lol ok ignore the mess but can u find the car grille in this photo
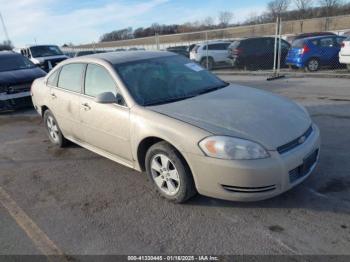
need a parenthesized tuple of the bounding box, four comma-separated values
(277, 126, 313, 154)
(7, 83, 32, 94)
(289, 149, 319, 184)
(221, 184, 276, 193)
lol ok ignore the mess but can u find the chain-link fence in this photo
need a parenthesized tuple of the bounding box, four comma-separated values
(65, 14, 350, 76)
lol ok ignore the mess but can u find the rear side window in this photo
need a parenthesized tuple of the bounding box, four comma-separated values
(207, 43, 230, 50)
(47, 69, 60, 86)
(58, 63, 85, 93)
(84, 64, 117, 97)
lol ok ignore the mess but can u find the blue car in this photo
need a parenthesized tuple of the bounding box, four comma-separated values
(286, 35, 346, 71)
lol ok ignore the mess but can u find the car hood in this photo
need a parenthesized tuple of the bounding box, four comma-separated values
(0, 67, 46, 86)
(149, 85, 311, 150)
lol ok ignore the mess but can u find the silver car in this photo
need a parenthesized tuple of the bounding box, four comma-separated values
(31, 51, 320, 203)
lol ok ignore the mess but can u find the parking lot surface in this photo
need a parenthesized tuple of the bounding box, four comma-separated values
(0, 75, 350, 256)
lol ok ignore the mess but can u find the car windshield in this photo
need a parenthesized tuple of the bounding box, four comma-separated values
(0, 55, 36, 72)
(30, 46, 63, 57)
(114, 55, 228, 106)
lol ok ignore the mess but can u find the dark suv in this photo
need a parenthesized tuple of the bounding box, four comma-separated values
(0, 51, 46, 110)
(228, 37, 290, 70)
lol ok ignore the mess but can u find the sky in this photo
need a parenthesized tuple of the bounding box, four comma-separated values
(0, 0, 272, 47)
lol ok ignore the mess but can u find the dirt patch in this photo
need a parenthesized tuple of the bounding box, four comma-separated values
(46, 145, 71, 157)
(317, 178, 350, 194)
(27, 129, 38, 134)
(268, 225, 284, 233)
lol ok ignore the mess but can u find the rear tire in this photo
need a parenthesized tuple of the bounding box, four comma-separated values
(43, 109, 67, 148)
(306, 58, 320, 72)
(145, 141, 196, 203)
(200, 57, 214, 70)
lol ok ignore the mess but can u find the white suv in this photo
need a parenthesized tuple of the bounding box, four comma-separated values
(339, 36, 350, 71)
(190, 41, 231, 69)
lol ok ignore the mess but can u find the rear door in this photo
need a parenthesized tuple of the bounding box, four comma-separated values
(208, 43, 230, 63)
(48, 63, 85, 140)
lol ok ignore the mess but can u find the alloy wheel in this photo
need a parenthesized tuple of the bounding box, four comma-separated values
(150, 154, 180, 196)
(46, 115, 60, 143)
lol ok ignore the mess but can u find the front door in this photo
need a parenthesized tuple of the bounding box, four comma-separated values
(79, 63, 133, 164)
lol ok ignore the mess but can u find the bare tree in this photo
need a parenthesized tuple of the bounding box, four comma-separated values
(218, 11, 234, 27)
(318, 0, 343, 16)
(0, 40, 13, 51)
(202, 16, 215, 27)
(267, 0, 291, 19)
(294, 0, 313, 18)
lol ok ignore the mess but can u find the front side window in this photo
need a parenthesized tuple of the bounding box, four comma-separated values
(320, 38, 334, 48)
(58, 64, 85, 93)
(115, 55, 228, 106)
(85, 64, 117, 97)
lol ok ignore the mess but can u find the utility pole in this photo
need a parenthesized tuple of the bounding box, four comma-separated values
(0, 12, 10, 43)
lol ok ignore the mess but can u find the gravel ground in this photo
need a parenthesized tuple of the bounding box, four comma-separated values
(0, 75, 349, 257)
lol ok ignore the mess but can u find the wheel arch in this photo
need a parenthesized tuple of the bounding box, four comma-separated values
(136, 136, 192, 175)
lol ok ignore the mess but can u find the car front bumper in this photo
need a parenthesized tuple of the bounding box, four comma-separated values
(186, 124, 321, 202)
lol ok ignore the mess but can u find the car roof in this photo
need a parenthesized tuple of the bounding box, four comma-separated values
(198, 41, 231, 46)
(303, 35, 346, 41)
(0, 51, 21, 57)
(67, 51, 177, 65)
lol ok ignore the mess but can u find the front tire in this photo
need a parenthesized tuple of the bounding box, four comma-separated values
(145, 141, 196, 203)
(43, 109, 67, 147)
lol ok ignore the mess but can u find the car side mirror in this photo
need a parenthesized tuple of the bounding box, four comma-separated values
(95, 92, 116, 104)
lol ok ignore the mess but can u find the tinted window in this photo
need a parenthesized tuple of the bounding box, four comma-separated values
(30, 45, 63, 58)
(47, 69, 60, 86)
(58, 64, 85, 92)
(320, 38, 334, 47)
(208, 43, 230, 50)
(115, 55, 227, 106)
(85, 64, 117, 97)
(292, 39, 305, 48)
(0, 54, 35, 72)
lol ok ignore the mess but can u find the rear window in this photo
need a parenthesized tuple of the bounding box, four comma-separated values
(292, 39, 305, 48)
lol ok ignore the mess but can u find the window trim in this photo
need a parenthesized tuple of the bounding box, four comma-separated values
(46, 67, 62, 87)
(83, 62, 128, 108)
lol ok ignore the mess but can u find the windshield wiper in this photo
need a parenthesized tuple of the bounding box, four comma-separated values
(195, 82, 229, 96)
(145, 95, 196, 106)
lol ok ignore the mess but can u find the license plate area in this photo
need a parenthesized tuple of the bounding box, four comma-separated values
(289, 149, 319, 183)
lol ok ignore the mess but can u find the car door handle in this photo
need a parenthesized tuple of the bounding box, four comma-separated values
(50, 93, 57, 99)
(81, 103, 91, 111)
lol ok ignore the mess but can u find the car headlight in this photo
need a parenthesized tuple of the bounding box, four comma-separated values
(199, 136, 269, 160)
